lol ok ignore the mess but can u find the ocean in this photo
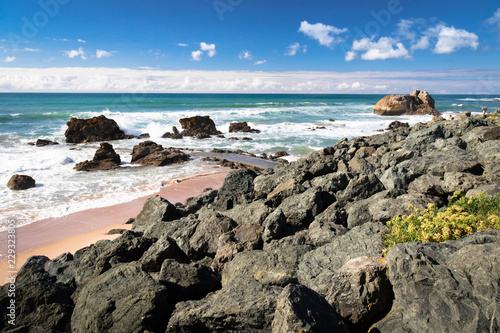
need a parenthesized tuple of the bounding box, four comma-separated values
(1, 93, 499, 229)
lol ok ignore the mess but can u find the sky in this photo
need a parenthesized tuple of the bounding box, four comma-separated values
(0, 0, 499, 94)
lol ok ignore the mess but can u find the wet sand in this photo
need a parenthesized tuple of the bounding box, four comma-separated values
(0, 170, 228, 284)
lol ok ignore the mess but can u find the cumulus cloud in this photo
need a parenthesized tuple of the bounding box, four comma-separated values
(298, 21, 347, 48)
(63, 47, 86, 59)
(486, 8, 500, 27)
(191, 50, 203, 61)
(426, 25, 478, 54)
(200, 42, 216, 57)
(2, 56, 16, 63)
(411, 36, 430, 51)
(253, 60, 266, 65)
(96, 50, 112, 58)
(0, 67, 498, 94)
(239, 50, 253, 60)
(191, 42, 216, 61)
(285, 42, 307, 56)
(348, 37, 411, 61)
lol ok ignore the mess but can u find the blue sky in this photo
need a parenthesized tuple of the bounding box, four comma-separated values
(0, 0, 499, 93)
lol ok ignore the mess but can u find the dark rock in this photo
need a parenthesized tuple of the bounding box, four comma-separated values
(308, 203, 348, 246)
(138, 133, 150, 139)
(272, 284, 350, 333)
(298, 222, 386, 296)
(139, 236, 189, 272)
(35, 139, 59, 147)
(379, 166, 417, 191)
(376, 231, 500, 333)
(166, 276, 281, 332)
(107, 228, 126, 235)
(159, 259, 221, 301)
(374, 91, 440, 116)
(184, 188, 218, 215)
(218, 169, 257, 194)
(179, 115, 221, 138)
(74, 142, 121, 171)
(211, 223, 264, 272)
(71, 262, 169, 333)
(189, 211, 237, 259)
(273, 151, 289, 157)
(7, 174, 36, 190)
(131, 141, 190, 166)
(337, 173, 385, 202)
(65, 115, 133, 143)
(262, 208, 286, 243)
(278, 187, 324, 227)
(242, 137, 253, 141)
(222, 199, 271, 225)
(222, 245, 312, 287)
(162, 126, 183, 139)
(0, 256, 74, 332)
(229, 121, 261, 133)
(386, 121, 409, 131)
(133, 195, 183, 232)
(326, 256, 393, 332)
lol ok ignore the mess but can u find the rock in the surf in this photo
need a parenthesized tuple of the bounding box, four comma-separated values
(374, 90, 440, 116)
(74, 142, 122, 171)
(229, 121, 261, 133)
(36, 139, 59, 147)
(65, 115, 135, 143)
(179, 116, 221, 139)
(7, 174, 36, 190)
(131, 141, 190, 166)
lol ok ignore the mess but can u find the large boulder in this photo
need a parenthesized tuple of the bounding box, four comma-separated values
(374, 90, 440, 116)
(75, 142, 122, 171)
(229, 121, 261, 133)
(133, 195, 183, 232)
(131, 141, 190, 166)
(65, 115, 133, 143)
(7, 174, 35, 190)
(179, 115, 221, 138)
(71, 262, 169, 333)
(372, 231, 500, 333)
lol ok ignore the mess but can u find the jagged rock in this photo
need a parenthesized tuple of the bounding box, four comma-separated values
(272, 284, 350, 333)
(211, 223, 264, 272)
(222, 245, 312, 287)
(71, 262, 169, 333)
(277, 187, 325, 227)
(298, 223, 386, 296)
(262, 208, 286, 243)
(229, 121, 261, 133)
(166, 276, 281, 332)
(0, 256, 74, 332)
(222, 199, 271, 225)
(139, 236, 189, 272)
(374, 91, 440, 116)
(379, 166, 417, 191)
(179, 115, 221, 138)
(189, 211, 238, 259)
(337, 173, 385, 202)
(159, 259, 221, 301)
(386, 121, 409, 131)
(373, 231, 500, 333)
(7, 174, 35, 190)
(35, 138, 59, 146)
(131, 141, 190, 166)
(162, 126, 183, 139)
(184, 188, 218, 215)
(133, 195, 183, 232)
(75, 142, 121, 171)
(326, 256, 393, 331)
(218, 169, 257, 194)
(308, 204, 348, 246)
(65, 115, 134, 143)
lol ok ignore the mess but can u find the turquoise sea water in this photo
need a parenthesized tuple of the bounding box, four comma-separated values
(0, 93, 498, 228)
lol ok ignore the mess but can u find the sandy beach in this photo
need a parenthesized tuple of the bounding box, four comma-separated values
(0, 169, 228, 284)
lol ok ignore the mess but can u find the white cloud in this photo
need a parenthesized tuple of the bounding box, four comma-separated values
(78, 39, 87, 43)
(345, 50, 356, 61)
(3, 56, 16, 63)
(298, 21, 347, 48)
(63, 47, 86, 59)
(191, 50, 203, 61)
(0, 67, 498, 94)
(426, 25, 478, 54)
(239, 50, 253, 60)
(285, 42, 307, 56)
(96, 50, 112, 58)
(253, 60, 266, 65)
(200, 42, 216, 57)
(349, 37, 411, 60)
(486, 8, 500, 27)
(177, 43, 188, 47)
(17, 48, 40, 52)
(411, 36, 430, 51)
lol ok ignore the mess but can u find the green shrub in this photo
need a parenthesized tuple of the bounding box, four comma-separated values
(383, 191, 500, 254)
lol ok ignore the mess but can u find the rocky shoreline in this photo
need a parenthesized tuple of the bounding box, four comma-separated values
(1, 112, 499, 332)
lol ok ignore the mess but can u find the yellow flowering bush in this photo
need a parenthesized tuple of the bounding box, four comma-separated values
(383, 191, 500, 254)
